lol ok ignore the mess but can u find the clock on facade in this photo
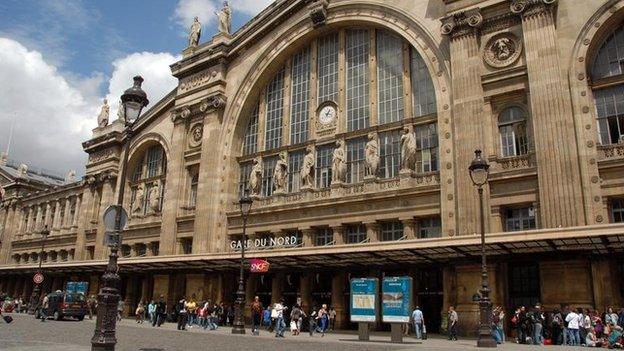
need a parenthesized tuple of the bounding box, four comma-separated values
(318, 102, 337, 125)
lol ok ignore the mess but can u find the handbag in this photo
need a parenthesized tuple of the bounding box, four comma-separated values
(422, 324, 427, 340)
(3, 315, 13, 324)
(290, 320, 298, 330)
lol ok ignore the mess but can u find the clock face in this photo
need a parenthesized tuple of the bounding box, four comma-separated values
(319, 105, 336, 125)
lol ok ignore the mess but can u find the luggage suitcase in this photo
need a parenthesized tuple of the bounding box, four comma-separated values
(3, 315, 13, 324)
(422, 325, 427, 340)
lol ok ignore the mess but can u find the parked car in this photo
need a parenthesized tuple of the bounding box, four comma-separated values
(37, 291, 87, 321)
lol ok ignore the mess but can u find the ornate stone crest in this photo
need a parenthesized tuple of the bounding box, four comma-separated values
(188, 124, 203, 148)
(483, 33, 523, 68)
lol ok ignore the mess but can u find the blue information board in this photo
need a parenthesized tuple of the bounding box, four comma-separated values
(66, 281, 88, 295)
(382, 276, 412, 323)
(350, 278, 378, 322)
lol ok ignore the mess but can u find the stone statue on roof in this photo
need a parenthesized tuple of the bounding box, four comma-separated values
(17, 164, 28, 178)
(117, 99, 126, 123)
(97, 99, 109, 128)
(189, 16, 202, 48)
(216, 1, 232, 35)
(65, 170, 76, 183)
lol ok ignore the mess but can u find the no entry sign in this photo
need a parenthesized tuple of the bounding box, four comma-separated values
(33, 273, 44, 285)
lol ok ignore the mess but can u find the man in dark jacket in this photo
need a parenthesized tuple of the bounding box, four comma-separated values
(155, 295, 166, 327)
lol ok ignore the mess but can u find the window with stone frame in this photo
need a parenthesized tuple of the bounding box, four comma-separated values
(262, 156, 278, 197)
(411, 47, 437, 117)
(418, 217, 442, 238)
(121, 245, 131, 258)
(611, 198, 624, 223)
(346, 137, 366, 183)
(504, 206, 536, 232)
(180, 238, 193, 255)
(346, 224, 367, 244)
(136, 243, 147, 257)
(317, 32, 339, 103)
(265, 68, 286, 150)
(315, 227, 334, 246)
(379, 129, 402, 179)
(129, 144, 167, 216)
(377, 30, 404, 125)
(499, 106, 529, 157)
(380, 221, 404, 241)
(415, 123, 439, 173)
(288, 151, 304, 193)
(346, 29, 370, 132)
(150, 242, 159, 256)
(188, 172, 199, 208)
(290, 47, 311, 145)
(86, 246, 94, 260)
(238, 162, 252, 197)
(59, 250, 68, 262)
(50, 251, 58, 262)
(243, 104, 259, 155)
(315, 144, 333, 189)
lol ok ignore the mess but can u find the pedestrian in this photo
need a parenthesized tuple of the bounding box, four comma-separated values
(606, 307, 619, 328)
(186, 296, 197, 328)
(329, 307, 336, 331)
(551, 307, 564, 345)
(156, 295, 166, 327)
(147, 300, 156, 326)
(198, 302, 209, 330)
(316, 304, 328, 336)
(251, 296, 263, 335)
(227, 304, 235, 326)
(448, 306, 458, 341)
(565, 307, 580, 346)
(496, 306, 505, 343)
(290, 304, 304, 335)
(116, 299, 124, 322)
(40, 294, 49, 322)
(273, 299, 287, 337)
(491, 307, 502, 344)
(308, 308, 317, 337)
(176, 297, 187, 330)
(411, 305, 424, 340)
(263, 306, 272, 330)
(135, 300, 145, 324)
(530, 304, 545, 345)
(87, 295, 96, 320)
(208, 302, 219, 330)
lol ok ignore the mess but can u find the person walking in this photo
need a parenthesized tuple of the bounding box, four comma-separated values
(87, 295, 96, 320)
(263, 306, 272, 330)
(176, 297, 188, 330)
(329, 307, 336, 331)
(551, 307, 564, 345)
(251, 296, 263, 335)
(116, 299, 124, 322)
(40, 294, 49, 322)
(308, 308, 317, 337)
(135, 300, 145, 324)
(411, 306, 425, 340)
(147, 300, 156, 326)
(531, 304, 545, 345)
(290, 304, 305, 335)
(198, 302, 209, 330)
(316, 304, 329, 336)
(565, 307, 580, 346)
(186, 297, 197, 328)
(448, 306, 458, 341)
(273, 299, 287, 337)
(156, 296, 166, 327)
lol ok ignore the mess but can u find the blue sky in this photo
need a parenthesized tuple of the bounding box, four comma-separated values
(0, 0, 273, 175)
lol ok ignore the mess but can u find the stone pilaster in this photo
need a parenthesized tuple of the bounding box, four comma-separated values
(52, 200, 61, 232)
(26, 206, 33, 233)
(74, 188, 93, 261)
(63, 198, 71, 229)
(43, 202, 52, 229)
(301, 228, 314, 247)
(95, 178, 115, 260)
(365, 221, 379, 242)
(331, 271, 346, 329)
(0, 204, 16, 264)
(331, 225, 345, 245)
(34, 205, 42, 232)
(72, 195, 81, 228)
(401, 218, 416, 240)
(512, 0, 585, 228)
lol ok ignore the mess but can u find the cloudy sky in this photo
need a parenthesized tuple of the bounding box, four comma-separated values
(0, 0, 273, 177)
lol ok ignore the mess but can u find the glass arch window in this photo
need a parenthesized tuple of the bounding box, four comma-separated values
(130, 144, 167, 216)
(592, 24, 624, 80)
(498, 107, 528, 157)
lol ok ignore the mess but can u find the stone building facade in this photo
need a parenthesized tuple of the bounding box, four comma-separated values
(1, 0, 624, 334)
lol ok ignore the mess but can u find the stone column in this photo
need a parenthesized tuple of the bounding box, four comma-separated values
(43, 202, 52, 229)
(74, 188, 93, 261)
(34, 205, 42, 232)
(26, 206, 34, 234)
(0, 204, 16, 264)
(272, 272, 285, 302)
(401, 218, 416, 240)
(331, 271, 346, 329)
(72, 195, 81, 228)
(301, 228, 314, 247)
(300, 273, 312, 312)
(331, 225, 345, 245)
(52, 200, 61, 232)
(490, 206, 503, 233)
(365, 222, 379, 242)
(63, 198, 72, 229)
(512, 0, 585, 227)
(95, 178, 115, 260)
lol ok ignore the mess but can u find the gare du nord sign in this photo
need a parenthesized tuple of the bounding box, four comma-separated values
(229, 235, 301, 251)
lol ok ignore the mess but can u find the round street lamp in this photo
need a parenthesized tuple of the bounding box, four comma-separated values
(232, 189, 253, 334)
(469, 150, 496, 348)
(91, 76, 148, 351)
(29, 225, 50, 315)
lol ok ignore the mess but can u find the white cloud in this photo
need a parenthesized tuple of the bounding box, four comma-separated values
(229, 0, 275, 16)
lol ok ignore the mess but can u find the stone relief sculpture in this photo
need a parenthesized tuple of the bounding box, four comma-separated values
(65, 170, 76, 183)
(17, 164, 28, 178)
(97, 99, 109, 128)
(300, 146, 315, 189)
(216, 1, 232, 35)
(189, 16, 202, 47)
(400, 125, 416, 172)
(117, 99, 126, 123)
(332, 139, 346, 184)
(483, 33, 522, 68)
(273, 152, 288, 194)
(132, 184, 145, 214)
(365, 132, 380, 177)
(149, 181, 161, 213)
(249, 156, 262, 196)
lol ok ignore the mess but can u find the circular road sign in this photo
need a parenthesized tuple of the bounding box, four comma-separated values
(33, 273, 44, 284)
(103, 205, 128, 231)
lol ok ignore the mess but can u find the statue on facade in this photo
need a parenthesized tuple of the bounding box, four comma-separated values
(400, 125, 416, 172)
(97, 99, 109, 128)
(132, 184, 145, 214)
(273, 152, 288, 194)
(332, 139, 346, 184)
(189, 16, 202, 48)
(300, 146, 315, 189)
(17, 164, 28, 178)
(216, 1, 232, 35)
(365, 132, 379, 177)
(0, 152, 7, 166)
(65, 170, 76, 183)
(149, 181, 161, 213)
(117, 99, 126, 123)
(249, 156, 262, 196)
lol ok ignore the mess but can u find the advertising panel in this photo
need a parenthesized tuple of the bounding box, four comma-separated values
(382, 276, 412, 323)
(350, 278, 378, 322)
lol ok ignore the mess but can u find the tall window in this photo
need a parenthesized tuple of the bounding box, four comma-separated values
(505, 207, 536, 231)
(288, 151, 304, 193)
(346, 138, 366, 183)
(181, 239, 193, 255)
(379, 130, 401, 178)
(262, 156, 278, 197)
(346, 29, 370, 132)
(130, 144, 167, 215)
(291, 47, 310, 144)
(265, 68, 286, 150)
(380, 221, 404, 241)
(418, 217, 441, 238)
(592, 25, 624, 80)
(315, 228, 334, 246)
(415, 123, 438, 173)
(346, 224, 367, 244)
(377, 30, 404, 125)
(189, 173, 199, 207)
(411, 47, 436, 117)
(243, 104, 259, 155)
(315, 145, 333, 189)
(611, 198, 624, 223)
(594, 86, 624, 145)
(239, 162, 252, 197)
(499, 107, 528, 157)
(317, 33, 339, 103)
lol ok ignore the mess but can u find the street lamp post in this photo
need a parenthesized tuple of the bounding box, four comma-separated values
(29, 225, 50, 315)
(469, 149, 496, 348)
(232, 189, 253, 334)
(91, 76, 148, 351)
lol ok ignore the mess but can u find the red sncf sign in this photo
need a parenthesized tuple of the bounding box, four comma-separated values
(250, 259, 270, 273)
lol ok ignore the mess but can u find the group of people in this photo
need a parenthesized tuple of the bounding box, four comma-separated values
(0, 295, 26, 314)
(509, 304, 624, 348)
(249, 296, 336, 337)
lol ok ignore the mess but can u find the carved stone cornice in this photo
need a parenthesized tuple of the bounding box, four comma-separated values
(441, 8, 483, 39)
(307, 0, 329, 28)
(171, 93, 228, 124)
(510, 0, 557, 18)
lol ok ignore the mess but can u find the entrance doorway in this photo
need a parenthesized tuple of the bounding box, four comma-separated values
(508, 263, 540, 311)
(311, 272, 332, 309)
(255, 274, 272, 307)
(417, 268, 443, 334)
(282, 273, 300, 308)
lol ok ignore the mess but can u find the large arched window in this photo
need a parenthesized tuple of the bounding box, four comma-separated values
(498, 106, 528, 157)
(592, 23, 624, 145)
(130, 144, 167, 216)
(240, 27, 438, 197)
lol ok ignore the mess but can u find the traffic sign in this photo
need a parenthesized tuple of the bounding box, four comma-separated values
(103, 205, 128, 231)
(33, 273, 44, 284)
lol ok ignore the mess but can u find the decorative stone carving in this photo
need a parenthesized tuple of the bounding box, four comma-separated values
(89, 148, 115, 164)
(331, 139, 346, 184)
(188, 124, 203, 148)
(490, 154, 533, 172)
(249, 157, 263, 197)
(440, 8, 483, 38)
(273, 152, 288, 194)
(117, 99, 126, 123)
(308, 0, 329, 28)
(97, 99, 109, 128)
(365, 132, 379, 178)
(17, 164, 28, 178)
(179, 70, 219, 94)
(149, 180, 161, 213)
(510, 0, 557, 16)
(188, 16, 202, 48)
(599, 144, 624, 160)
(132, 184, 145, 214)
(65, 170, 76, 183)
(300, 146, 315, 190)
(483, 33, 523, 68)
(216, 1, 232, 35)
(400, 125, 416, 173)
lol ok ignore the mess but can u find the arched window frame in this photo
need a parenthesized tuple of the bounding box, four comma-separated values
(129, 144, 167, 216)
(498, 106, 529, 157)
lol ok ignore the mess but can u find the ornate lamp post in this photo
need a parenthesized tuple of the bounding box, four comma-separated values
(29, 225, 50, 315)
(91, 76, 148, 351)
(232, 189, 253, 334)
(469, 150, 496, 348)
